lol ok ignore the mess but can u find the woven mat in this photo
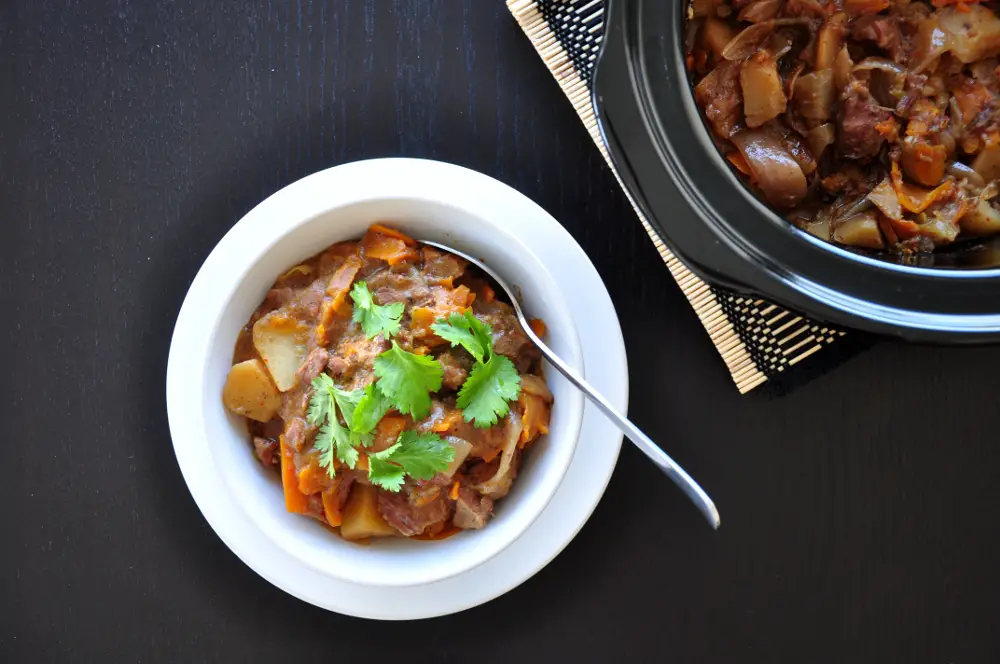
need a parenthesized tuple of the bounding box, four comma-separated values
(507, 0, 873, 394)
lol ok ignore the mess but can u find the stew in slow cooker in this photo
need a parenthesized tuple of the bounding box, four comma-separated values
(687, 0, 1000, 254)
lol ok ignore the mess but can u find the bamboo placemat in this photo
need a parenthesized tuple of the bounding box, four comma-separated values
(507, 0, 865, 393)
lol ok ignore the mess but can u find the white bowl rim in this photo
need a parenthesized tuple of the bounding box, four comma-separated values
(166, 158, 589, 588)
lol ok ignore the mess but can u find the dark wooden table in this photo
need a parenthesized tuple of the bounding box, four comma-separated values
(5, 1, 1000, 661)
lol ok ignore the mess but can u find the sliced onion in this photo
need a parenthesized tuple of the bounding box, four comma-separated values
(722, 18, 812, 61)
(852, 57, 906, 76)
(835, 196, 874, 221)
(731, 128, 808, 208)
(472, 411, 523, 499)
(442, 437, 473, 478)
(805, 123, 836, 161)
(519, 374, 553, 401)
(869, 69, 904, 108)
(761, 31, 794, 59)
(867, 177, 902, 221)
(739, 0, 783, 24)
(947, 161, 986, 189)
(833, 46, 854, 91)
(949, 97, 967, 136)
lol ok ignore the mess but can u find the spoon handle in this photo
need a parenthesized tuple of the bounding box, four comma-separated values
(418, 241, 719, 528)
(527, 331, 721, 530)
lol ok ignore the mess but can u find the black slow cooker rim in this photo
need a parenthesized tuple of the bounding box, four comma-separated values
(592, 0, 1000, 342)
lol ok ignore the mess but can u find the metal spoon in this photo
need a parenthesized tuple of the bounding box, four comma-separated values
(422, 241, 721, 529)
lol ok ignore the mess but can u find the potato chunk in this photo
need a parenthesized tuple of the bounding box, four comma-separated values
(972, 145, 1000, 182)
(960, 198, 1000, 237)
(740, 51, 786, 128)
(834, 212, 885, 249)
(252, 313, 309, 392)
(223, 359, 281, 422)
(340, 483, 396, 540)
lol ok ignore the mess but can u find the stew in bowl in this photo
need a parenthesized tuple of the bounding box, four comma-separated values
(222, 224, 554, 542)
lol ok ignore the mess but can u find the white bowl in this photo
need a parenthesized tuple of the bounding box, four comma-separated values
(167, 158, 585, 589)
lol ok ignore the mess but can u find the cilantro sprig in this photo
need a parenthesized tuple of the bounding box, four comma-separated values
(431, 311, 491, 363)
(351, 382, 393, 434)
(432, 311, 521, 428)
(307, 374, 373, 477)
(373, 342, 443, 419)
(368, 430, 455, 492)
(351, 281, 404, 339)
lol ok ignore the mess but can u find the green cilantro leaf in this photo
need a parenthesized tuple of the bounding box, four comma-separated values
(372, 342, 443, 419)
(351, 281, 404, 339)
(326, 415, 360, 471)
(307, 374, 335, 427)
(307, 375, 368, 477)
(383, 430, 456, 480)
(367, 444, 407, 493)
(332, 386, 365, 429)
(430, 311, 492, 363)
(367, 431, 455, 492)
(313, 422, 337, 476)
(457, 354, 522, 428)
(351, 382, 393, 435)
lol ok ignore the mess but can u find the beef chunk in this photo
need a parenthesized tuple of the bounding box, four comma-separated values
(852, 15, 905, 62)
(377, 490, 452, 537)
(327, 355, 348, 375)
(252, 436, 280, 467)
(453, 487, 494, 530)
(838, 83, 892, 159)
(438, 351, 472, 391)
(694, 61, 744, 138)
(297, 347, 330, 385)
(284, 417, 307, 452)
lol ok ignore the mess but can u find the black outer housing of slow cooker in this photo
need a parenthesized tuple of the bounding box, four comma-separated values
(593, 0, 1000, 342)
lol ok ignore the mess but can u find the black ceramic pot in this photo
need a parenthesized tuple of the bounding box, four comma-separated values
(593, 0, 1000, 342)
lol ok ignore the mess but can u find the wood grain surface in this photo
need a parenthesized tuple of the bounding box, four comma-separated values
(3, 1, 1000, 661)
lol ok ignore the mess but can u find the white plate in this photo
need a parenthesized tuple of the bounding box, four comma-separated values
(167, 159, 627, 619)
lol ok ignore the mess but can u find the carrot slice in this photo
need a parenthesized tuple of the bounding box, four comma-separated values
(297, 462, 330, 495)
(529, 318, 547, 338)
(891, 162, 955, 214)
(374, 415, 407, 451)
(362, 228, 418, 265)
(413, 524, 462, 541)
(431, 410, 463, 433)
(321, 485, 343, 527)
(449, 481, 460, 501)
(368, 223, 416, 245)
(280, 436, 310, 514)
(519, 393, 551, 448)
(325, 255, 363, 308)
